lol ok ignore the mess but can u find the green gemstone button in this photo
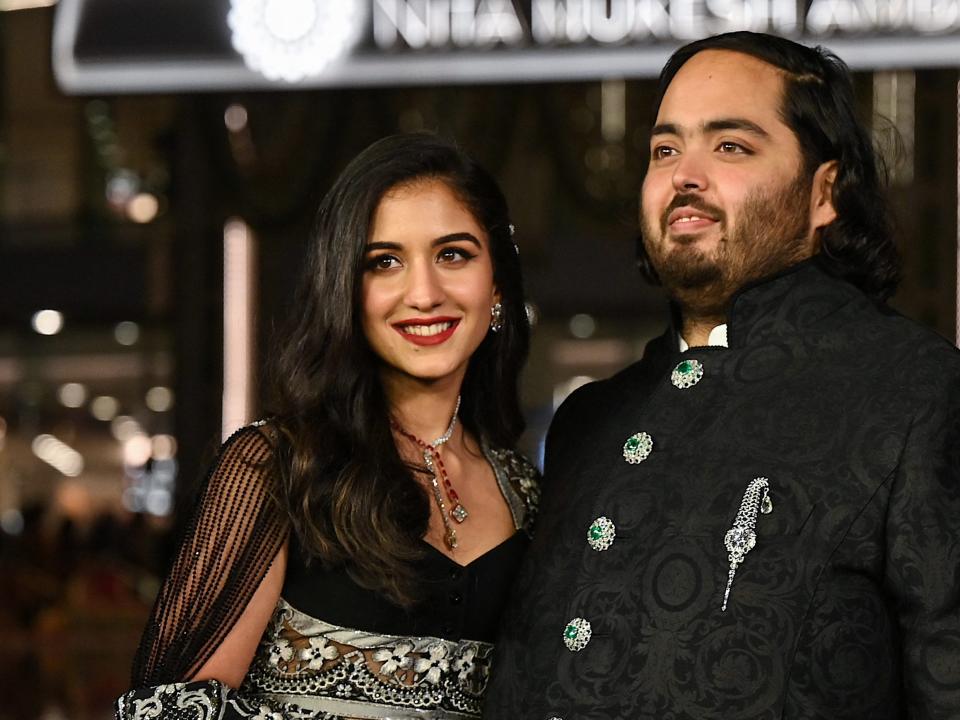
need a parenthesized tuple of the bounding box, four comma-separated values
(670, 358, 704, 389)
(623, 431, 653, 464)
(564, 624, 578, 639)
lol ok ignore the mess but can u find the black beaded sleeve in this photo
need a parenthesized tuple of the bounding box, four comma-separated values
(130, 423, 289, 686)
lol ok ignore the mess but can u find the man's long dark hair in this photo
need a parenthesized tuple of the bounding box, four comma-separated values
(638, 31, 902, 301)
(267, 133, 529, 606)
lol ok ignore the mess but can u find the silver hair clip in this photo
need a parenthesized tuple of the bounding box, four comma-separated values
(509, 224, 519, 254)
(721, 477, 772, 612)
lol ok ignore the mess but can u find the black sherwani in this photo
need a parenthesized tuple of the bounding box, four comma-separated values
(484, 261, 960, 719)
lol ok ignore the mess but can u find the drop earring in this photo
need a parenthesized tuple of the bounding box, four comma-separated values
(490, 302, 504, 333)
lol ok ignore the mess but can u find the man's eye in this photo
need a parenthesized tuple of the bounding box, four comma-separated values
(718, 141, 749, 154)
(652, 146, 677, 160)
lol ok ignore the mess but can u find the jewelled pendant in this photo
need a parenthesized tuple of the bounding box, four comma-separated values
(445, 527, 458, 549)
(587, 516, 616, 551)
(622, 432, 653, 464)
(562, 617, 592, 652)
(671, 359, 704, 389)
(451, 503, 468, 523)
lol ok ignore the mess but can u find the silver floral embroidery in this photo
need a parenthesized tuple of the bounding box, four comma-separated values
(268, 638, 294, 668)
(239, 599, 495, 717)
(372, 641, 414, 675)
(453, 644, 477, 683)
(252, 704, 285, 720)
(300, 636, 339, 669)
(413, 643, 450, 684)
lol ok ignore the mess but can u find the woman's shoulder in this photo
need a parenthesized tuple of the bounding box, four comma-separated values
(220, 419, 279, 457)
(196, 420, 285, 507)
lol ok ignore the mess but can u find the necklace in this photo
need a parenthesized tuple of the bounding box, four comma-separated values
(392, 395, 466, 550)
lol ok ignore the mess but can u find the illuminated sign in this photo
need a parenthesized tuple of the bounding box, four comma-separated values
(53, 0, 960, 93)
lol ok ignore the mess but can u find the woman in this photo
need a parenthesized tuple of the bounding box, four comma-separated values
(118, 133, 538, 720)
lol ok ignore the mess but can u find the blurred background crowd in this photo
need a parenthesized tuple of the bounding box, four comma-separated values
(0, 1, 957, 717)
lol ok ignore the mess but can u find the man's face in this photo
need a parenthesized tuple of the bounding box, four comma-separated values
(640, 49, 826, 315)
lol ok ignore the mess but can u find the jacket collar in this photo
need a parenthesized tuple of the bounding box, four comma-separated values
(667, 257, 868, 351)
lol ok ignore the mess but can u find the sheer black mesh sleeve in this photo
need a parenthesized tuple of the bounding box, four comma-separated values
(130, 424, 289, 686)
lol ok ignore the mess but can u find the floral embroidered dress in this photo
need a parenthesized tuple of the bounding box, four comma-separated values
(117, 424, 539, 720)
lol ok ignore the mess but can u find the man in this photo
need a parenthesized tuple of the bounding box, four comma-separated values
(483, 32, 960, 719)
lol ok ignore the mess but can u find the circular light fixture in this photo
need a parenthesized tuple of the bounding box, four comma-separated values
(32, 309, 64, 335)
(58, 383, 88, 408)
(127, 193, 160, 224)
(114, 321, 140, 346)
(145, 386, 174, 413)
(228, 0, 367, 83)
(224, 103, 249, 132)
(90, 395, 120, 422)
(569, 313, 597, 339)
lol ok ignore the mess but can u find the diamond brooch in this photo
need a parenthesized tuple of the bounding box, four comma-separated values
(622, 431, 653, 464)
(721, 477, 772, 612)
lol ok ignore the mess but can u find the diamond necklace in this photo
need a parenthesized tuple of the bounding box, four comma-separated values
(392, 395, 467, 550)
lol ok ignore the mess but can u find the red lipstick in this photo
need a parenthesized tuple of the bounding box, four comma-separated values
(393, 317, 460, 346)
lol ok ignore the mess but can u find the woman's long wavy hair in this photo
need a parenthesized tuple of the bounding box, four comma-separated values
(267, 133, 529, 606)
(638, 31, 902, 302)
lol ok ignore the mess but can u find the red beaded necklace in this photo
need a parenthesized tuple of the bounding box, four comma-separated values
(392, 396, 467, 550)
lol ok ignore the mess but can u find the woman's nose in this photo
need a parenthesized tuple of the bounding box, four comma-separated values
(403, 261, 445, 310)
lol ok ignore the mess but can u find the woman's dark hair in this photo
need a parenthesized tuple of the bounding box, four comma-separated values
(638, 31, 902, 301)
(267, 132, 528, 606)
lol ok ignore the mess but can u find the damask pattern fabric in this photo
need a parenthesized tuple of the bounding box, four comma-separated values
(483, 261, 960, 719)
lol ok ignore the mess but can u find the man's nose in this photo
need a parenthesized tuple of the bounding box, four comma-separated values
(404, 261, 445, 310)
(671, 150, 709, 192)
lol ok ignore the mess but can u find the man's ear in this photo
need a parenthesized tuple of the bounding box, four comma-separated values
(810, 159, 839, 233)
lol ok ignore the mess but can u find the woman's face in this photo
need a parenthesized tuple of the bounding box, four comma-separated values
(361, 178, 499, 389)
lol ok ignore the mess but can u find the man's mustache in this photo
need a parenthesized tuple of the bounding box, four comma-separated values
(660, 194, 726, 232)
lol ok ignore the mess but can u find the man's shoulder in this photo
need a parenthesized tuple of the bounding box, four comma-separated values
(861, 303, 960, 369)
(842, 300, 960, 401)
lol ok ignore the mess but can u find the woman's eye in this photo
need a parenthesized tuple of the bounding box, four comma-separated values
(367, 254, 400, 271)
(437, 247, 474, 263)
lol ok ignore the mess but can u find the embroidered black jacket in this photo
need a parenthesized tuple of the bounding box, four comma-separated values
(484, 260, 960, 720)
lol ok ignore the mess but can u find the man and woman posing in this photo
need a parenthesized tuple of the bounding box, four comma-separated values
(119, 31, 960, 720)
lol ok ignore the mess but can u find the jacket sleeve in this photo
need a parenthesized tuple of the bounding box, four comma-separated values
(130, 424, 289, 687)
(885, 370, 960, 718)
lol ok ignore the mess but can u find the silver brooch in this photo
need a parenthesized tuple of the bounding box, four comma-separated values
(622, 431, 653, 464)
(721, 477, 773, 612)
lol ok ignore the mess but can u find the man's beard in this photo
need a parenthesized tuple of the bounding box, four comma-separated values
(640, 170, 813, 316)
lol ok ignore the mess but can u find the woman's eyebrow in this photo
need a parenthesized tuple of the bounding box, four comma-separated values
(433, 233, 481, 248)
